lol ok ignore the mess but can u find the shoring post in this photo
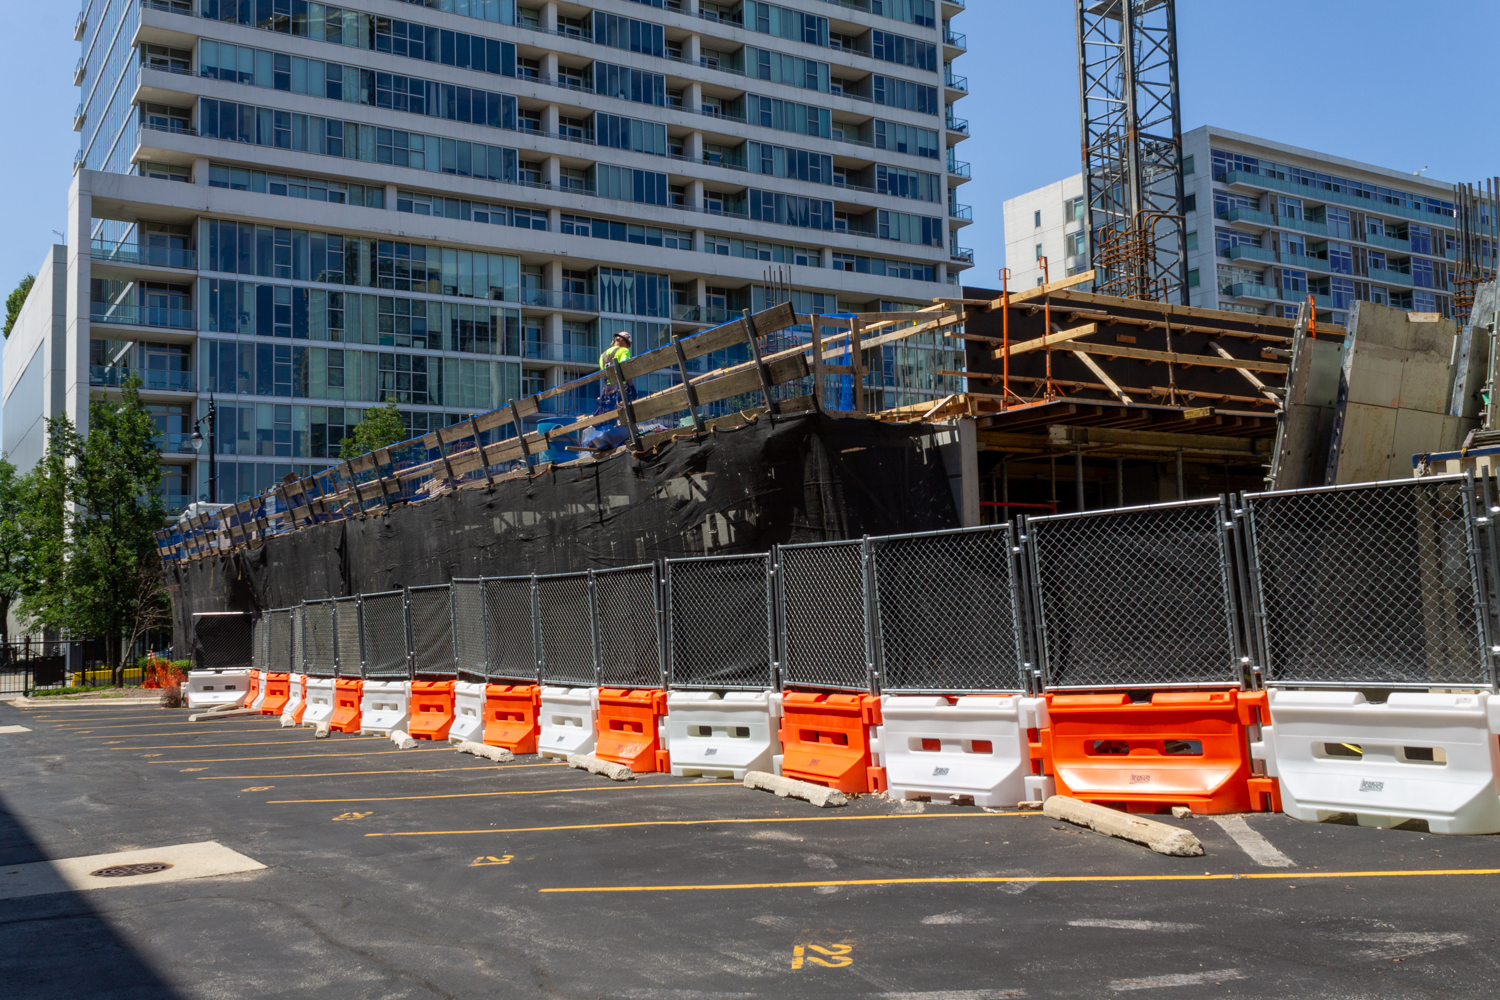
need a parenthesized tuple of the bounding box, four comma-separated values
(610, 358, 644, 450)
(670, 333, 706, 433)
(809, 311, 826, 411)
(469, 416, 494, 487)
(509, 401, 533, 469)
(742, 308, 779, 421)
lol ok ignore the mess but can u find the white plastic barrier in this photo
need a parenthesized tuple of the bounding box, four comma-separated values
(249, 670, 267, 712)
(666, 691, 782, 780)
(449, 681, 486, 744)
(1266, 689, 1500, 835)
(184, 669, 250, 710)
(876, 694, 1043, 808)
(538, 687, 598, 760)
(360, 680, 412, 736)
(301, 677, 335, 727)
(280, 674, 306, 723)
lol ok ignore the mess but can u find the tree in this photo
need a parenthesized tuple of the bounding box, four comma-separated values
(0, 459, 29, 645)
(4, 274, 34, 338)
(13, 420, 70, 638)
(339, 398, 407, 457)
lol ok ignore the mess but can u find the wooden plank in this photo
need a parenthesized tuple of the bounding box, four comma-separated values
(671, 334, 705, 432)
(986, 270, 1097, 309)
(1049, 424, 1260, 454)
(1018, 287, 1301, 330)
(1069, 350, 1135, 405)
(743, 309, 779, 418)
(1068, 341, 1289, 373)
(990, 323, 1100, 359)
(810, 311, 825, 411)
(1207, 340, 1282, 404)
(851, 316, 865, 413)
(861, 310, 966, 350)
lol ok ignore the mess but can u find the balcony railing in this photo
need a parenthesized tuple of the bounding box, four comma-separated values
(944, 30, 968, 48)
(1217, 206, 1275, 227)
(1227, 282, 1282, 301)
(947, 158, 971, 177)
(1368, 267, 1415, 287)
(946, 117, 969, 134)
(949, 204, 973, 221)
(673, 303, 734, 325)
(560, 343, 598, 364)
(950, 247, 975, 264)
(140, 120, 196, 137)
(522, 340, 559, 361)
(1278, 251, 1331, 274)
(521, 289, 599, 312)
(1277, 216, 1329, 238)
(141, 0, 192, 12)
(91, 240, 196, 270)
(1366, 233, 1413, 253)
(945, 73, 969, 92)
(91, 366, 196, 391)
(89, 303, 196, 329)
(1224, 244, 1276, 264)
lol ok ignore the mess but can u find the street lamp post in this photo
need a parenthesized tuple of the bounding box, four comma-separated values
(189, 396, 217, 504)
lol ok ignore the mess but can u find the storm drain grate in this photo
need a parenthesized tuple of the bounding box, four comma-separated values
(90, 862, 174, 878)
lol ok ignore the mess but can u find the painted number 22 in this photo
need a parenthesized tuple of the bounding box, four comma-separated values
(792, 943, 853, 969)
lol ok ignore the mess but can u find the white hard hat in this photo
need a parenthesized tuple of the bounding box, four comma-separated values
(615, 330, 632, 343)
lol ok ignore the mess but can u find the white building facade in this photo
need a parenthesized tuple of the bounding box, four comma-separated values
(1003, 126, 1465, 327)
(3, 0, 973, 509)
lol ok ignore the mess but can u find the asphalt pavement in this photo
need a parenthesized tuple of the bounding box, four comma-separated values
(3, 698, 1499, 999)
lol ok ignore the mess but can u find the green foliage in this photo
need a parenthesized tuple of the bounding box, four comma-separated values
(0, 459, 27, 643)
(339, 398, 407, 457)
(30, 685, 145, 698)
(15, 377, 169, 672)
(4, 273, 34, 338)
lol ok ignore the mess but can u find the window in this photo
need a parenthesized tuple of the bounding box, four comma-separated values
(1368, 251, 1387, 272)
(1414, 290, 1437, 313)
(1183, 193, 1196, 212)
(1069, 196, 1086, 222)
(1067, 231, 1087, 256)
(1409, 224, 1434, 255)
(1213, 192, 1260, 217)
(1328, 243, 1353, 274)
(1278, 196, 1303, 222)
(1035, 243, 1043, 260)
(1215, 228, 1261, 255)
(1331, 277, 1355, 309)
(872, 120, 939, 159)
(1182, 155, 1194, 175)
(1282, 269, 1308, 295)
(1412, 258, 1434, 288)
(1187, 268, 1200, 288)
(1034, 210, 1042, 228)
(1366, 217, 1386, 240)
(1326, 208, 1352, 239)
(1278, 233, 1306, 258)
(326, 349, 345, 388)
(1185, 230, 1198, 252)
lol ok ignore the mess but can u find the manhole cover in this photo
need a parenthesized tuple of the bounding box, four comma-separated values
(89, 862, 174, 878)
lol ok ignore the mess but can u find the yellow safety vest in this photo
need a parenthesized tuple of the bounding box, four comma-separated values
(599, 344, 632, 370)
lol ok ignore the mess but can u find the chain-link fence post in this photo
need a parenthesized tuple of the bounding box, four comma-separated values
(862, 536, 879, 695)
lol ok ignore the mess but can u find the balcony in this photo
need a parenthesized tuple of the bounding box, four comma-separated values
(1365, 233, 1413, 253)
(89, 303, 196, 330)
(1277, 216, 1329, 238)
(521, 288, 599, 312)
(1219, 168, 1450, 227)
(91, 366, 196, 392)
(74, 58, 85, 86)
(140, 120, 195, 138)
(950, 247, 975, 264)
(74, 8, 86, 40)
(944, 73, 969, 92)
(1368, 268, 1415, 287)
(1228, 282, 1282, 301)
(1217, 206, 1275, 227)
(673, 303, 734, 325)
(1224, 244, 1276, 264)
(949, 204, 973, 221)
(946, 117, 969, 135)
(73, 104, 85, 132)
(522, 341, 559, 361)
(141, 0, 193, 12)
(944, 30, 968, 49)
(947, 158, 971, 178)
(91, 240, 196, 270)
(1278, 252, 1331, 274)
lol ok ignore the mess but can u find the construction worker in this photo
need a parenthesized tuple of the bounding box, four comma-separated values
(595, 331, 634, 414)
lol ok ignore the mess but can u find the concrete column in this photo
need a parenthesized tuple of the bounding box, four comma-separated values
(821, 247, 835, 268)
(544, 155, 562, 190)
(542, 2, 558, 32)
(547, 207, 562, 231)
(687, 35, 702, 66)
(958, 417, 980, 527)
(689, 180, 705, 212)
(542, 52, 559, 82)
(192, 157, 210, 186)
(544, 259, 564, 292)
(686, 132, 705, 162)
(546, 312, 564, 362)
(63, 175, 93, 436)
(543, 103, 561, 135)
(384, 183, 398, 209)
(686, 82, 703, 114)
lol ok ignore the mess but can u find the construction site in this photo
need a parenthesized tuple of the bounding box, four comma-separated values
(10, 2, 1500, 998)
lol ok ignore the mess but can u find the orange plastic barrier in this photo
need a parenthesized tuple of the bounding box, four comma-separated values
(246, 669, 261, 707)
(595, 688, 671, 773)
(260, 673, 290, 716)
(484, 684, 541, 754)
(292, 675, 308, 724)
(1039, 689, 1280, 815)
(330, 678, 364, 733)
(779, 691, 886, 794)
(409, 680, 456, 741)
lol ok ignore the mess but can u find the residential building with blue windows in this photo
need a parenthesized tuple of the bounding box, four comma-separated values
(1003, 126, 1465, 329)
(3, 0, 972, 511)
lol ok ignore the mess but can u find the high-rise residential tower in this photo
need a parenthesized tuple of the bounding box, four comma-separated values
(5, 0, 972, 508)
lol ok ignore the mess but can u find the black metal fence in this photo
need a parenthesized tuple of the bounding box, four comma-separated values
(200, 474, 1500, 696)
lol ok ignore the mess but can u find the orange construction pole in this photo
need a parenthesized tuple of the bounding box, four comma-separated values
(1306, 294, 1317, 339)
(1000, 267, 1011, 410)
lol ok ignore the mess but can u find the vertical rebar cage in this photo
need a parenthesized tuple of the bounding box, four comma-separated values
(1028, 498, 1244, 690)
(303, 599, 338, 677)
(191, 612, 254, 670)
(482, 576, 541, 683)
(332, 596, 361, 677)
(1243, 475, 1497, 689)
(872, 525, 1028, 693)
(408, 583, 457, 677)
(665, 553, 776, 690)
(451, 578, 487, 683)
(535, 572, 598, 687)
(593, 565, 664, 688)
(267, 608, 294, 673)
(359, 589, 410, 679)
(776, 539, 872, 692)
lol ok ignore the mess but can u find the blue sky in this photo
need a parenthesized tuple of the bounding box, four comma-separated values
(1, 1, 1497, 309)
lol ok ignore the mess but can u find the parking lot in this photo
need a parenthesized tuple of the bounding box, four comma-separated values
(3, 699, 1500, 999)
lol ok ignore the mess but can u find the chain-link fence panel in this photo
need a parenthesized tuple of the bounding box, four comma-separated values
(267, 608, 294, 673)
(536, 573, 597, 687)
(665, 554, 775, 690)
(291, 605, 305, 672)
(333, 596, 361, 676)
(192, 613, 254, 670)
(594, 565, 662, 688)
(483, 576, 539, 683)
(304, 600, 337, 677)
(409, 584, 456, 677)
(777, 540, 870, 691)
(251, 617, 265, 672)
(360, 590, 410, 679)
(872, 525, 1025, 693)
(452, 579, 486, 682)
(1244, 476, 1494, 688)
(1029, 499, 1242, 689)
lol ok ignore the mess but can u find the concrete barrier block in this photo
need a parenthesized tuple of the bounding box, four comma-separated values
(454, 740, 516, 763)
(390, 729, 417, 749)
(314, 723, 331, 739)
(743, 770, 848, 808)
(1043, 795, 1204, 857)
(567, 753, 636, 781)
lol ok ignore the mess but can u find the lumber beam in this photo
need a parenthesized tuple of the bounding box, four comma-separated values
(1048, 424, 1264, 454)
(990, 323, 1100, 359)
(1065, 341, 1289, 374)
